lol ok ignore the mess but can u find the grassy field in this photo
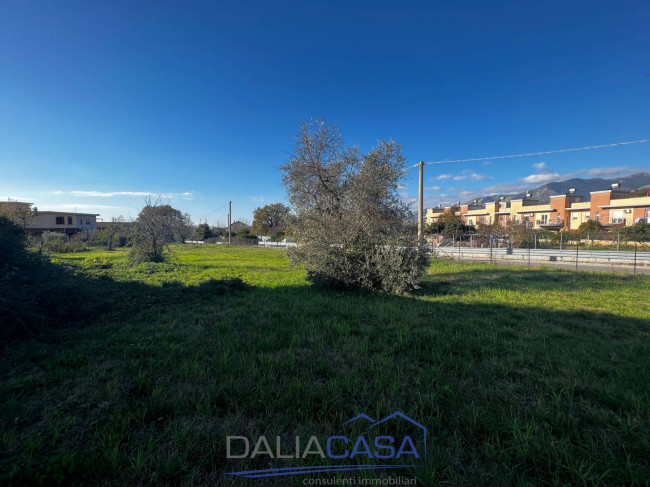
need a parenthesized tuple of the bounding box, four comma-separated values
(1, 245, 649, 486)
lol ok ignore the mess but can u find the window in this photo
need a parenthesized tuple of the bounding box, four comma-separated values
(612, 210, 624, 224)
(572, 213, 577, 219)
(541, 214, 548, 224)
(86, 217, 91, 225)
(55, 216, 64, 225)
(646, 210, 650, 224)
(586, 212, 590, 219)
(595, 211, 600, 222)
(67, 216, 72, 225)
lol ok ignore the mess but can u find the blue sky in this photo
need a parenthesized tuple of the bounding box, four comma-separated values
(1, 0, 648, 224)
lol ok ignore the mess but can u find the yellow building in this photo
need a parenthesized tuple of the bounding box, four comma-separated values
(426, 190, 650, 233)
(566, 202, 591, 230)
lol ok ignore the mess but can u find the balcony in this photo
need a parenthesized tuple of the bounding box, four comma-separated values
(536, 219, 564, 230)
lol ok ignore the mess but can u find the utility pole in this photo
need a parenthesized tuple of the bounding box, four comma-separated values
(228, 201, 232, 245)
(418, 161, 424, 240)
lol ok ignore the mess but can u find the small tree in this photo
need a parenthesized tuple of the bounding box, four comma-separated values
(0, 201, 36, 230)
(252, 203, 290, 236)
(281, 119, 428, 294)
(427, 211, 473, 235)
(506, 220, 535, 248)
(129, 198, 189, 264)
(621, 222, 650, 242)
(194, 223, 214, 241)
(172, 212, 193, 243)
(578, 220, 602, 235)
(578, 219, 602, 248)
(104, 215, 129, 250)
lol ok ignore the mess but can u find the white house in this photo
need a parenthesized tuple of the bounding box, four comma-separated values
(0, 201, 99, 235)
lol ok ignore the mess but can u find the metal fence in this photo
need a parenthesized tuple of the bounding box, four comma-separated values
(429, 237, 650, 275)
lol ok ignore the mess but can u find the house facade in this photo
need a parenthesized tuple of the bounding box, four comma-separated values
(425, 189, 650, 232)
(0, 201, 99, 234)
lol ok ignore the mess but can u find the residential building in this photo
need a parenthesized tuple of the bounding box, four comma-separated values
(0, 201, 99, 234)
(425, 188, 650, 232)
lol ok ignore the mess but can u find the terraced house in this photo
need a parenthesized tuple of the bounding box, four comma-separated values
(426, 187, 650, 232)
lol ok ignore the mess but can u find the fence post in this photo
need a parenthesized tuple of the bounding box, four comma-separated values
(490, 234, 493, 263)
(559, 232, 563, 250)
(458, 234, 461, 260)
(634, 242, 637, 276)
(587, 232, 590, 250)
(528, 242, 531, 267)
(575, 240, 579, 271)
(534, 232, 537, 249)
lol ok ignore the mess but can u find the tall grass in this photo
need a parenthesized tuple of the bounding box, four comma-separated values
(1, 245, 649, 485)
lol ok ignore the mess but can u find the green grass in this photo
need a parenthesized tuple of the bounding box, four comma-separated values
(1, 245, 649, 486)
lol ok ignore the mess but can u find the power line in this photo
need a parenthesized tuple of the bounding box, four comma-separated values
(204, 202, 230, 217)
(410, 138, 650, 168)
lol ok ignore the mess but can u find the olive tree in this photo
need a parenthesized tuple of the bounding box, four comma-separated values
(130, 198, 191, 263)
(281, 119, 428, 294)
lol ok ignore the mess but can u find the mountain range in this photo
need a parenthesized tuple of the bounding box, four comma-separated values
(468, 171, 650, 205)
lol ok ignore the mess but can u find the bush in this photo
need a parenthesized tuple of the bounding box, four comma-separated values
(578, 220, 603, 235)
(0, 217, 84, 342)
(621, 222, 650, 242)
(40, 232, 87, 253)
(128, 244, 169, 265)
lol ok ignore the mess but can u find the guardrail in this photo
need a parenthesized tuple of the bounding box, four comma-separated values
(430, 246, 650, 273)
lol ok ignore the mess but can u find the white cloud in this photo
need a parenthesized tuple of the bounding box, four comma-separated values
(521, 164, 633, 185)
(435, 174, 452, 180)
(532, 161, 548, 171)
(42, 204, 124, 210)
(482, 182, 529, 193)
(582, 166, 632, 178)
(53, 190, 195, 199)
(452, 170, 491, 181)
(521, 173, 561, 184)
(423, 186, 442, 191)
(397, 184, 408, 190)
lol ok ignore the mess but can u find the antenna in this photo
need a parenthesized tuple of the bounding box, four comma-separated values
(525, 191, 532, 199)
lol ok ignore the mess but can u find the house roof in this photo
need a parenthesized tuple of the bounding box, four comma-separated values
(36, 211, 100, 216)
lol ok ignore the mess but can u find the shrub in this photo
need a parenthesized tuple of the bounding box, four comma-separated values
(40, 232, 87, 253)
(578, 219, 603, 235)
(621, 222, 650, 242)
(0, 217, 84, 342)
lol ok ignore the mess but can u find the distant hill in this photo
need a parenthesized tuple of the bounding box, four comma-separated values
(469, 172, 650, 205)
